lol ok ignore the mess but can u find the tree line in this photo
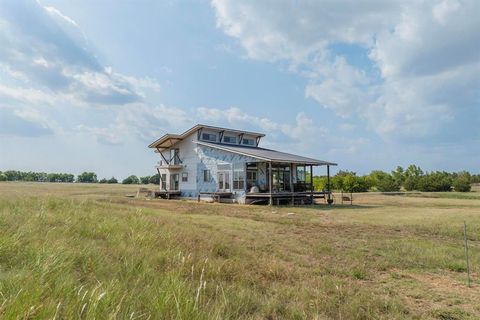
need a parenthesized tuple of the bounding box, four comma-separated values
(312, 165, 479, 193)
(0, 170, 160, 185)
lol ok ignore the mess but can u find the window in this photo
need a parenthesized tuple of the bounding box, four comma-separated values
(246, 170, 257, 181)
(170, 148, 180, 165)
(160, 174, 167, 190)
(296, 165, 306, 182)
(242, 138, 254, 146)
(223, 136, 237, 144)
(201, 133, 217, 142)
(246, 170, 257, 190)
(233, 170, 245, 190)
(203, 170, 211, 182)
(182, 172, 188, 182)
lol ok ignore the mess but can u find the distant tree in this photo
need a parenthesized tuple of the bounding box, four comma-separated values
(99, 178, 108, 184)
(366, 170, 399, 191)
(77, 172, 98, 183)
(416, 172, 452, 192)
(122, 175, 140, 184)
(149, 174, 160, 185)
(453, 171, 471, 192)
(471, 174, 480, 184)
(140, 176, 150, 184)
(405, 164, 424, 178)
(312, 176, 327, 191)
(0, 173, 6, 181)
(402, 164, 424, 191)
(107, 177, 118, 184)
(391, 166, 405, 186)
(331, 171, 356, 191)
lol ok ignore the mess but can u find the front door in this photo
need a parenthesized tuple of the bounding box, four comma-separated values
(217, 171, 231, 192)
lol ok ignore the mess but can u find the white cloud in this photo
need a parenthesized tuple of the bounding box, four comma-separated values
(212, 0, 480, 142)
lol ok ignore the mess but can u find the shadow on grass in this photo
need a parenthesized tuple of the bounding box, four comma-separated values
(280, 204, 378, 210)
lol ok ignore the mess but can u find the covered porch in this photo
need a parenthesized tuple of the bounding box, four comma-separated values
(244, 161, 334, 205)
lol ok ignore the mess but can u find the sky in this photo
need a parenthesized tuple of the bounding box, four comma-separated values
(0, 0, 479, 179)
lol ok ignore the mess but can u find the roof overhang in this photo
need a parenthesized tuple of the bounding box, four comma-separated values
(148, 134, 183, 151)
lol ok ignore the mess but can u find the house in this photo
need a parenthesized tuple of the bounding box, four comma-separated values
(148, 124, 336, 205)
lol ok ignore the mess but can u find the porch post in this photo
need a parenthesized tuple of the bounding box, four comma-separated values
(268, 161, 273, 205)
(327, 165, 332, 204)
(290, 163, 294, 205)
(310, 165, 314, 205)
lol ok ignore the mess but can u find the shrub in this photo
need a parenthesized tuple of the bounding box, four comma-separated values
(0, 173, 6, 181)
(122, 175, 140, 184)
(376, 175, 401, 192)
(403, 176, 418, 191)
(416, 172, 452, 192)
(367, 171, 400, 192)
(453, 177, 471, 192)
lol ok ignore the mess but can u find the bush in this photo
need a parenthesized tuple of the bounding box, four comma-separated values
(453, 177, 471, 192)
(376, 175, 400, 192)
(367, 171, 399, 192)
(403, 176, 418, 191)
(99, 178, 108, 184)
(122, 175, 140, 184)
(0, 173, 7, 181)
(416, 172, 452, 192)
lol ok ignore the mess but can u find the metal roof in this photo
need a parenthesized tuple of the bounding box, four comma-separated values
(196, 141, 337, 166)
(148, 124, 265, 150)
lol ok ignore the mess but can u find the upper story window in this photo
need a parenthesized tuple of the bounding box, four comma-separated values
(201, 133, 217, 142)
(170, 148, 180, 165)
(223, 136, 237, 144)
(242, 138, 255, 146)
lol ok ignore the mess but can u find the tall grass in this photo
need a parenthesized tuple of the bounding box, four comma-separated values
(0, 184, 479, 319)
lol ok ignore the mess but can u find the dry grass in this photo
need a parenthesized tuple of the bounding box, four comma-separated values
(0, 182, 479, 319)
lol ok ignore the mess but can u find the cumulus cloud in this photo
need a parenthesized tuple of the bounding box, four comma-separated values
(0, 0, 162, 138)
(0, 106, 54, 137)
(212, 0, 480, 141)
(196, 106, 327, 153)
(7, 0, 158, 105)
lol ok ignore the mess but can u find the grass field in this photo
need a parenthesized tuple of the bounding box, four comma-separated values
(0, 182, 479, 319)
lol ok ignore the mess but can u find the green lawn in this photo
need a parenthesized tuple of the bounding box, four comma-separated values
(0, 182, 479, 319)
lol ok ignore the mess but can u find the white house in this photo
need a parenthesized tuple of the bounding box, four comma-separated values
(148, 124, 336, 205)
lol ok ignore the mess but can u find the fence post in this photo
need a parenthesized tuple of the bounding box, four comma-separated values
(463, 221, 471, 287)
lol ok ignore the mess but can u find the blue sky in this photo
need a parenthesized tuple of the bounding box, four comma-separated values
(0, 0, 479, 179)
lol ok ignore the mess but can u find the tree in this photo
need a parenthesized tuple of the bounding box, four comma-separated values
(149, 174, 160, 185)
(122, 175, 140, 184)
(107, 177, 118, 184)
(77, 172, 98, 183)
(140, 176, 150, 184)
(453, 171, 471, 192)
(0, 173, 6, 181)
(391, 166, 405, 186)
(99, 178, 108, 184)
(416, 172, 452, 192)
